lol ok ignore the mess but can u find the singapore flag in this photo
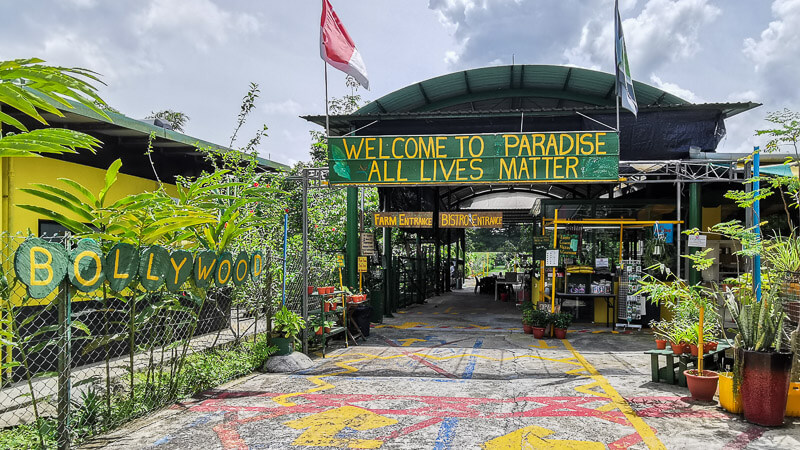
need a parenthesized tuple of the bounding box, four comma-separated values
(320, 0, 369, 90)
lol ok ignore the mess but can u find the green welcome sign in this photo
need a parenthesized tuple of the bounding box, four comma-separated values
(13, 237, 266, 299)
(328, 131, 619, 185)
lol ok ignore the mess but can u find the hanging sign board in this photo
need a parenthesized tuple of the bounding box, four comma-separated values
(595, 258, 609, 269)
(653, 223, 674, 244)
(360, 233, 376, 256)
(373, 212, 433, 228)
(328, 131, 620, 185)
(687, 234, 707, 248)
(439, 212, 502, 228)
(545, 250, 560, 267)
(336, 254, 345, 268)
(533, 235, 550, 260)
(358, 256, 368, 273)
(558, 235, 578, 256)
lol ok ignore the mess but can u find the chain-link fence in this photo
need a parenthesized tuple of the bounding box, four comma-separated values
(775, 271, 800, 383)
(0, 233, 281, 449)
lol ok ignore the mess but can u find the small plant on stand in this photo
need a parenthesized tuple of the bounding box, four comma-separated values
(271, 306, 306, 356)
(649, 319, 669, 349)
(551, 312, 573, 339)
(311, 315, 336, 335)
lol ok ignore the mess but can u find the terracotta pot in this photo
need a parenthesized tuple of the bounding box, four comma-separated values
(308, 286, 315, 295)
(681, 342, 691, 354)
(324, 303, 332, 312)
(553, 327, 567, 339)
(684, 369, 719, 402)
(690, 344, 700, 357)
(523, 324, 533, 334)
(708, 341, 718, 351)
(704, 342, 715, 353)
(656, 339, 667, 350)
(740, 349, 793, 426)
(532, 327, 546, 339)
(670, 342, 684, 356)
(315, 327, 323, 335)
(325, 327, 332, 333)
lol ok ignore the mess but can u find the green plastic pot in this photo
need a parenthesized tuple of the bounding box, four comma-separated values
(271, 337, 294, 356)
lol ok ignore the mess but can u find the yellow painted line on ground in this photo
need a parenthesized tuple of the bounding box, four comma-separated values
(529, 340, 559, 349)
(562, 340, 666, 450)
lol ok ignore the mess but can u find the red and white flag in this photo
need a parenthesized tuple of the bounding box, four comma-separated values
(320, 0, 369, 90)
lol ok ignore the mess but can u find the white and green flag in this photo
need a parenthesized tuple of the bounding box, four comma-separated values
(615, 0, 637, 117)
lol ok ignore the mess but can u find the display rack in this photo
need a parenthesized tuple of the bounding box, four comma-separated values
(617, 259, 645, 329)
(309, 290, 358, 357)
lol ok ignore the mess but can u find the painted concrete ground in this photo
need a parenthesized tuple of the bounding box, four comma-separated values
(86, 290, 800, 449)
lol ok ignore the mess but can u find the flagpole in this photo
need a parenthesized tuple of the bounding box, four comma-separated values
(616, 95, 620, 132)
(324, 62, 331, 138)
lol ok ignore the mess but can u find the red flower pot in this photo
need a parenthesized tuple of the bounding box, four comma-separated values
(670, 342, 684, 356)
(740, 349, 793, 426)
(324, 303, 332, 312)
(315, 327, 323, 335)
(684, 369, 719, 402)
(325, 327, 331, 333)
(690, 344, 699, 357)
(656, 339, 667, 350)
(308, 286, 315, 295)
(523, 324, 533, 334)
(708, 341, 718, 351)
(532, 327, 546, 339)
(553, 328, 567, 339)
(703, 342, 715, 353)
(681, 342, 691, 354)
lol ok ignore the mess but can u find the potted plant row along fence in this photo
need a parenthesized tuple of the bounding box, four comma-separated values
(520, 304, 572, 340)
(271, 306, 306, 356)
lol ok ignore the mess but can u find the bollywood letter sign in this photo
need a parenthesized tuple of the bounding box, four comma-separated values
(328, 132, 619, 185)
(13, 237, 266, 299)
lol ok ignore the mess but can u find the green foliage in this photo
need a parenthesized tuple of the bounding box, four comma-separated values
(722, 282, 786, 352)
(0, 419, 56, 450)
(272, 306, 306, 338)
(0, 58, 107, 157)
(551, 312, 573, 329)
(528, 308, 550, 327)
(522, 308, 534, 325)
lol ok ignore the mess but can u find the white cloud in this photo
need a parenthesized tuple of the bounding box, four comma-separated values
(261, 99, 302, 116)
(743, 0, 800, 104)
(564, 0, 720, 77)
(133, 0, 260, 52)
(649, 74, 702, 102)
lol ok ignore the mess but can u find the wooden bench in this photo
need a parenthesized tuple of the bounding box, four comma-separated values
(645, 343, 733, 387)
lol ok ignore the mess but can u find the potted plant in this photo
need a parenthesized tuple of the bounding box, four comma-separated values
(271, 306, 306, 356)
(324, 298, 339, 312)
(649, 319, 668, 349)
(311, 316, 336, 335)
(551, 312, 573, 339)
(521, 301, 534, 334)
(723, 283, 791, 426)
(529, 309, 550, 339)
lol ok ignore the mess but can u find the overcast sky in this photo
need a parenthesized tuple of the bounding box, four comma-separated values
(1, 0, 797, 165)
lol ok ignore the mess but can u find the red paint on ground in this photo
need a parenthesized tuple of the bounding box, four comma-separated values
(721, 426, 766, 450)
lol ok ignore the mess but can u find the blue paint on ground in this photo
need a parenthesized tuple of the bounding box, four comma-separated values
(151, 412, 219, 447)
(461, 338, 483, 379)
(433, 418, 459, 450)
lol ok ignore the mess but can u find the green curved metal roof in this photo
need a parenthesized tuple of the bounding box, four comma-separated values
(354, 64, 689, 115)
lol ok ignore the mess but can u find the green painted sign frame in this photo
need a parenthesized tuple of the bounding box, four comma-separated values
(328, 131, 619, 186)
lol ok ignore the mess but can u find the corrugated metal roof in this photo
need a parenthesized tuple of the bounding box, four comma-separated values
(355, 65, 691, 115)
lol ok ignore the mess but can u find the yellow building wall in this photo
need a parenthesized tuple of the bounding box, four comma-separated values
(3, 157, 176, 237)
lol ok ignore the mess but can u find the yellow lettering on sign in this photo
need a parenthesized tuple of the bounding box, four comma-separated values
(368, 160, 381, 182)
(560, 133, 575, 155)
(396, 160, 408, 181)
(532, 133, 546, 155)
(518, 135, 531, 156)
(218, 259, 232, 284)
(404, 139, 418, 159)
(74, 250, 102, 286)
(455, 135, 469, 157)
(111, 250, 129, 280)
(552, 157, 564, 179)
(579, 133, 595, 155)
(391, 137, 404, 159)
(596, 132, 607, 155)
(343, 138, 364, 159)
(468, 136, 484, 157)
(455, 158, 468, 180)
(528, 157, 540, 178)
(482, 425, 605, 449)
(545, 134, 558, 155)
(235, 259, 248, 282)
(170, 256, 188, 285)
(196, 257, 217, 281)
(419, 136, 435, 159)
(283, 406, 397, 449)
(377, 137, 388, 159)
(383, 160, 394, 182)
(364, 137, 376, 159)
(469, 159, 483, 180)
(566, 156, 579, 178)
(500, 158, 516, 180)
(419, 160, 431, 181)
(145, 253, 159, 281)
(435, 136, 447, 158)
(252, 254, 262, 277)
(503, 134, 519, 157)
(518, 157, 530, 179)
(30, 247, 53, 286)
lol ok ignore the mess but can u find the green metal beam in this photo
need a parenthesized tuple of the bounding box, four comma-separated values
(346, 187, 359, 290)
(413, 88, 616, 112)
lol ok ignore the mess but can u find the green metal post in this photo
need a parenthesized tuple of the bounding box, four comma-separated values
(416, 234, 423, 303)
(381, 226, 392, 321)
(689, 183, 702, 285)
(346, 187, 359, 290)
(57, 282, 71, 450)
